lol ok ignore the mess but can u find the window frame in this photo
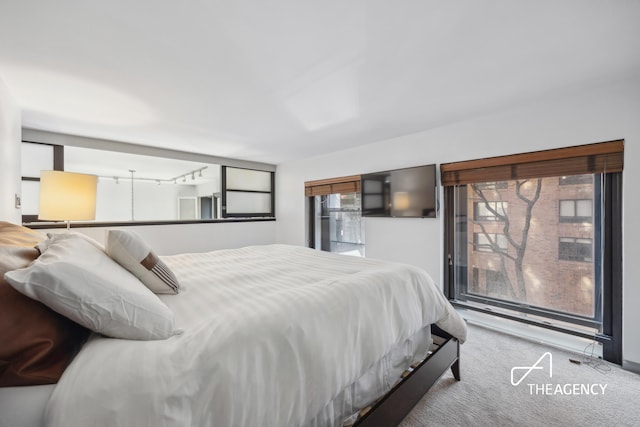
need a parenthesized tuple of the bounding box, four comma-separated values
(473, 201, 508, 221)
(559, 199, 593, 223)
(560, 174, 593, 185)
(305, 175, 365, 255)
(558, 237, 593, 262)
(221, 166, 275, 218)
(442, 140, 623, 364)
(474, 181, 508, 190)
(473, 232, 508, 253)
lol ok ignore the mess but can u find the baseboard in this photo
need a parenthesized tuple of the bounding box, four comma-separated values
(622, 359, 640, 375)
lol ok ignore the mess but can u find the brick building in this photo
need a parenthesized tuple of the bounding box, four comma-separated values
(467, 175, 596, 318)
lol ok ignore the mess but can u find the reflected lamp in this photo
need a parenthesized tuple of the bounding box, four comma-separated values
(392, 191, 410, 210)
(39, 170, 97, 230)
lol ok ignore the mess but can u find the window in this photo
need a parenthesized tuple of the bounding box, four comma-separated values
(473, 232, 507, 252)
(474, 181, 508, 190)
(472, 268, 510, 296)
(473, 201, 507, 221)
(560, 174, 592, 185)
(442, 140, 623, 364)
(559, 199, 592, 223)
(221, 166, 275, 218)
(306, 175, 365, 257)
(559, 237, 593, 262)
(312, 193, 365, 256)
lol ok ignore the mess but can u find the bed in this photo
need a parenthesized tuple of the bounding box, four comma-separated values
(0, 223, 467, 427)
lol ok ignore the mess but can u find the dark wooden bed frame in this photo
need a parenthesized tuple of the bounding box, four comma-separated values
(353, 324, 460, 427)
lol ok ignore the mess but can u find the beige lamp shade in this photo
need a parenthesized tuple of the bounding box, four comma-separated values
(39, 170, 97, 221)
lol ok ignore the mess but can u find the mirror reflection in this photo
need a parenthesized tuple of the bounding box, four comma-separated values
(22, 142, 222, 223)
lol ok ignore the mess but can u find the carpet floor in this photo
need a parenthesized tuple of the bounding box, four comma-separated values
(399, 323, 640, 427)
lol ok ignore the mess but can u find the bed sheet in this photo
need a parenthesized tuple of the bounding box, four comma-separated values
(0, 384, 55, 427)
(45, 244, 467, 427)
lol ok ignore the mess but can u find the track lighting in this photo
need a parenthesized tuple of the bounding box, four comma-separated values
(103, 166, 209, 186)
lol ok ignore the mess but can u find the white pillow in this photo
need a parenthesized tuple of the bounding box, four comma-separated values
(36, 231, 105, 253)
(105, 229, 180, 294)
(5, 233, 178, 340)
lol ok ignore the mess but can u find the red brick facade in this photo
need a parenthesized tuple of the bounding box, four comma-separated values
(467, 176, 595, 317)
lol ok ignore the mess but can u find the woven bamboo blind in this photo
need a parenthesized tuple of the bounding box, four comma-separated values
(304, 175, 361, 196)
(440, 140, 624, 187)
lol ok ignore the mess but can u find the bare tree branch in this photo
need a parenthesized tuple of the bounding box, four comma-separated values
(471, 178, 543, 301)
(476, 221, 516, 262)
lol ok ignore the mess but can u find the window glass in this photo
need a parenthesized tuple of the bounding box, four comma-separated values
(225, 192, 272, 214)
(474, 232, 507, 252)
(453, 176, 600, 320)
(226, 168, 271, 192)
(559, 237, 593, 262)
(475, 181, 508, 190)
(559, 174, 592, 185)
(312, 192, 365, 257)
(474, 200, 507, 220)
(576, 200, 592, 217)
(559, 200, 575, 216)
(443, 140, 622, 363)
(222, 166, 274, 217)
(559, 199, 592, 222)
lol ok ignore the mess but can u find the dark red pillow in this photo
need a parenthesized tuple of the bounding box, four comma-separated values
(0, 222, 89, 387)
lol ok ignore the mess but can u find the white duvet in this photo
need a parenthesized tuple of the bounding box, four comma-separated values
(45, 245, 467, 427)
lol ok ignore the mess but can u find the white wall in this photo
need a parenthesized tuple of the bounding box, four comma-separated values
(0, 76, 276, 257)
(0, 76, 21, 223)
(42, 220, 276, 256)
(275, 76, 640, 367)
(95, 179, 198, 221)
(196, 177, 220, 197)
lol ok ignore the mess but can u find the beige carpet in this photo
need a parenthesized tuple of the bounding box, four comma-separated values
(400, 323, 640, 427)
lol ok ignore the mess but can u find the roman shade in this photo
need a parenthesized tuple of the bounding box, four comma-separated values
(440, 140, 624, 186)
(304, 175, 361, 196)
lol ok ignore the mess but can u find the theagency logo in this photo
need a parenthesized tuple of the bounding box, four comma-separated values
(510, 352, 608, 396)
(511, 352, 553, 386)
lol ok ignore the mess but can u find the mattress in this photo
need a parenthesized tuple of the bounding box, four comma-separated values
(314, 324, 435, 426)
(43, 244, 466, 427)
(2, 326, 433, 427)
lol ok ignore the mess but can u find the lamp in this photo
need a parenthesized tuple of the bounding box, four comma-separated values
(39, 170, 98, 231)
(392, 191, 410, 210)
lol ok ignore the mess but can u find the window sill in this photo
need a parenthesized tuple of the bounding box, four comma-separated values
(458, 307, 603, 359)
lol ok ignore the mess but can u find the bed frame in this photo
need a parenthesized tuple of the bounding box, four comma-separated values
(353, 324, 460, 427)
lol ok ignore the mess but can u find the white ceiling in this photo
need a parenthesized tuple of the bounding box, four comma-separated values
(64, 146, 219, 184)
(1, 0, 639, 165)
